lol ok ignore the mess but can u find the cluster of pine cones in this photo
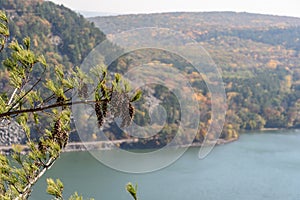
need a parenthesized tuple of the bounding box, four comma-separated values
(95, 91, 135, 128)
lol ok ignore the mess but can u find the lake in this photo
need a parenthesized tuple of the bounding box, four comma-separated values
(30, 130, 300, 200)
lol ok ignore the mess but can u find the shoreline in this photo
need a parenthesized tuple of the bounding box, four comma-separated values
(0, 138, 238, 154)
(3, 128, 299, 154)
(260, 128, 281, 131)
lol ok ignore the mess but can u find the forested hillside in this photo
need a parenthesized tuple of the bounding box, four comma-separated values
(90, 12, 300, 147)
(1, 0, 300, 148)
(0, 0, 105, 69)
(0, 0, 106, 142)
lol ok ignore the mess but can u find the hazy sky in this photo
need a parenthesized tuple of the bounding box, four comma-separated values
(49, 0, 300, 18)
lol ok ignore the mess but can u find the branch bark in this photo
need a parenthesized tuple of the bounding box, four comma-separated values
(8, 88, 18, 106)
(16, 156, 58, 200)
(0, 100, 103, 118)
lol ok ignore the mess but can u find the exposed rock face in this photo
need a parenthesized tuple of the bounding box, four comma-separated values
(0, 119, 26, 146)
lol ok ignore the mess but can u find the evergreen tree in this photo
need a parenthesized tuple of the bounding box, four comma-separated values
(0, 10, 140, 200)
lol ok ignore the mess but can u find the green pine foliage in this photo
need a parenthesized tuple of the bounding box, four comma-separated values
(126, 183, 139, 200)
(0, 10, 139, 200)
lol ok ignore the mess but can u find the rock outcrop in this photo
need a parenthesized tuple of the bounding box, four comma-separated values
(0, 119, 26, 146)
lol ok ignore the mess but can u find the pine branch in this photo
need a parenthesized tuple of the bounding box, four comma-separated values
(0, 100, 105, 118)
(8, 78, 42, 112)
(7, 67, 46, 112)
(39, 88, 72, 107)
(7, 88, 18, 106)
(16, 156, 58, 200)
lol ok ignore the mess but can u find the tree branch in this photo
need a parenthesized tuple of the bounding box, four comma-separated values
(8, 88, 18, 106)
(0, 100, 102, 118)
(7, 67, 46, 112)
(16, 156, 58, 200)
(38, 88, 72, 107)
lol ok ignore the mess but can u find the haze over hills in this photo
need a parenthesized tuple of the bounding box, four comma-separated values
(78, 10, 118, 18)
(89, 11, 300, 78)
(90, 11, 300, 34)
(89, 12, 300, 71)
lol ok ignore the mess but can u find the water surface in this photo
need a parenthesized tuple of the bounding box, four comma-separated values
(31, 130, 300, 200)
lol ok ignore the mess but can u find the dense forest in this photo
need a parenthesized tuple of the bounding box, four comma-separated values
(0, 0, 106, 142)
(90, 12, 300, 147)
(0, 0, 105, 68)
(1, 0, 300, 149)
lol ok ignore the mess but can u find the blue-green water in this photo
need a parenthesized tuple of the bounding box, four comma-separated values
(31, 130, 300, 200)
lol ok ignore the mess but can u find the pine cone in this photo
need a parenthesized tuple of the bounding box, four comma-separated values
(110, 91, 136, 128)
(110, 91, 122, 118)
(102, 99, 108, 118)
(38, 140, 46, 154)
(60, 130, 69, 148)
(53, 120, 61, 139)
(52, 119, 68, 148)
(95, 102, 104, 128)
(129, 103, 135, 121)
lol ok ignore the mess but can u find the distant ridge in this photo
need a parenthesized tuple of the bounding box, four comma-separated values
(78, 10, 119, 18)
(88, 11, 300, 137)
(90, 11, 300, 34)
